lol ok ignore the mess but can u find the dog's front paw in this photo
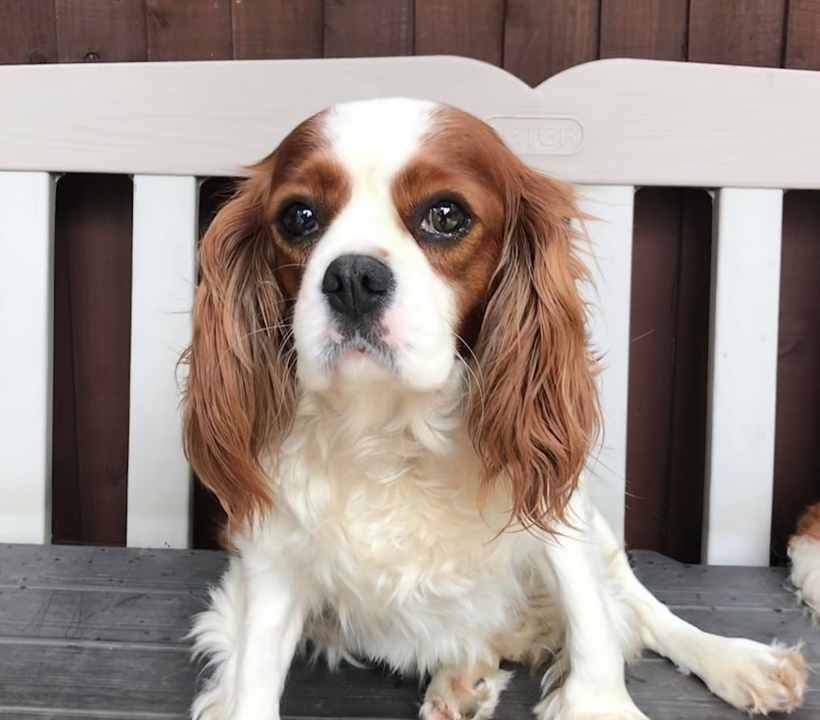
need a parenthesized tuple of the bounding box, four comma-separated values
(421, 666, 512, 720)
(700, 639, 807, 714)
(534, 679, 649, 720)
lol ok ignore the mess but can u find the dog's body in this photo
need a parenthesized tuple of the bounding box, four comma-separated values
(185, 99, 807, 720)
(790, 502, 820, 622)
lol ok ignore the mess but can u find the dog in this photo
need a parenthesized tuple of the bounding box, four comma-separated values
(790, 502, 820, 622)
(183, 99, 807, 720)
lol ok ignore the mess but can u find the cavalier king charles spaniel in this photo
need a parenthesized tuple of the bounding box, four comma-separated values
(790, 502, 820, 623)
(184, 99, 807, 720)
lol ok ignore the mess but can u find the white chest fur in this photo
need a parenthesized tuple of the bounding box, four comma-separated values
(254, 387, 542, 672)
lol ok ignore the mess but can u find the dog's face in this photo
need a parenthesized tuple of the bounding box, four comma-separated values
(260, 99, 513, 394)
(184, 99, 599, 534)
(286, 100, 463, 392)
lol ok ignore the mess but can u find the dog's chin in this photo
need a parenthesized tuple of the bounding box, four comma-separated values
(298, 333, 458, 395)
(334, 348, 395, 384)
(297, 337, 402, 393)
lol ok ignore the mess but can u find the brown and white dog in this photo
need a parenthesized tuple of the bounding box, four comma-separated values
(184, 99, 807, 720)
(790, 502, 820, 622)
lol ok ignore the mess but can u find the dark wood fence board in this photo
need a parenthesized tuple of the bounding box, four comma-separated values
(503, 0, 600, 86)
(773, 191, 820, 564)
(193, 481, 226, 550)
(55, 0, 148, 63)
(52, 192, 82, 545)
(625, 189, 683, 553)
(0, 0, 58, 64)
(688, 0, 787, 67)
(664, 189, 712, 564)
(146, 0, 232, 61)
(232, 0, 324, 60)
(785, 0, 820, 69)
(625, 189, 712, 564)
(415, 0, 504, 65)
(324, 0, 414, 58)
(51, 176, 133, 547)
(599, 0, 688, 61)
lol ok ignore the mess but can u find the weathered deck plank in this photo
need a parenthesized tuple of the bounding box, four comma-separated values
(0, 545, 817, 719)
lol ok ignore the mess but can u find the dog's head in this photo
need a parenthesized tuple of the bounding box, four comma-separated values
(184, 99, 599, 533)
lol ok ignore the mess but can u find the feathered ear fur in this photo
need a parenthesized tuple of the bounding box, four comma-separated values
(468, 167, 600, 532)
(182, 175, 296, 534)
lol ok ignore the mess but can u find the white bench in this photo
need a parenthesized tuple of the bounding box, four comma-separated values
(2, 56, 819, 564)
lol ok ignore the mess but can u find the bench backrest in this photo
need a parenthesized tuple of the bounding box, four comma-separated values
(2, 56, 819, 564)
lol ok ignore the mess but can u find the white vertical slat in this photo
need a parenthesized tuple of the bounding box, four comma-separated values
(127, 175, 198, 548)
(579, 185, 635, 541)
(0, 172, 55, 543)
(703, 188, 783, 566)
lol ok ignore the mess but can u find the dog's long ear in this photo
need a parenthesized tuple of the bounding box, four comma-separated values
(469, 167, 599, 532)
(182, 177, 296, 533)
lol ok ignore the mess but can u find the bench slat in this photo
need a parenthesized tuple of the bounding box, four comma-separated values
(0, 172, 55, 544)
(703, 188, 784, 565)
(127, 176, 198, 549)
(580, 185, 635, 541)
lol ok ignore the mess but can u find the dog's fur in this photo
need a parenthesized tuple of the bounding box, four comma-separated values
(790, 502, 820, 623)
(184, 99, 807, 720)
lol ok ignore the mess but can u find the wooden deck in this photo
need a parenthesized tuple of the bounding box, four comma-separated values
(0, 545, 816, 719)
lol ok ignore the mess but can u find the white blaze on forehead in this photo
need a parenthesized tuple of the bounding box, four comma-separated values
(323, 98, 437, 186)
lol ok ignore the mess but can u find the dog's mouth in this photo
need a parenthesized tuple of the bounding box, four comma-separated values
(322, 333, 396, 374)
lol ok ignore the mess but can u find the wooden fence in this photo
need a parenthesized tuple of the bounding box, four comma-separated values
(1, 0, 818, 563)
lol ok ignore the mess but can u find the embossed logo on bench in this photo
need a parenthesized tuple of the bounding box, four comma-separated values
(485, 116, 584, 156)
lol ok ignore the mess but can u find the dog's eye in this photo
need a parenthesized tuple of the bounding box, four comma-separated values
(277, 202, 321, 242)
(419, 200, 470, 240)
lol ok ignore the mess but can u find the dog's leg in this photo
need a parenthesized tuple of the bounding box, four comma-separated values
(421, 661, 512, 720)
(593, 510, 808, 715)
(533, 492, 649, 720)
(191, 553, 306, 720)
(191, 558, 244, 720)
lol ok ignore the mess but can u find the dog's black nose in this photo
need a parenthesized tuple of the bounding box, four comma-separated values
(322, 255, 393, 324)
